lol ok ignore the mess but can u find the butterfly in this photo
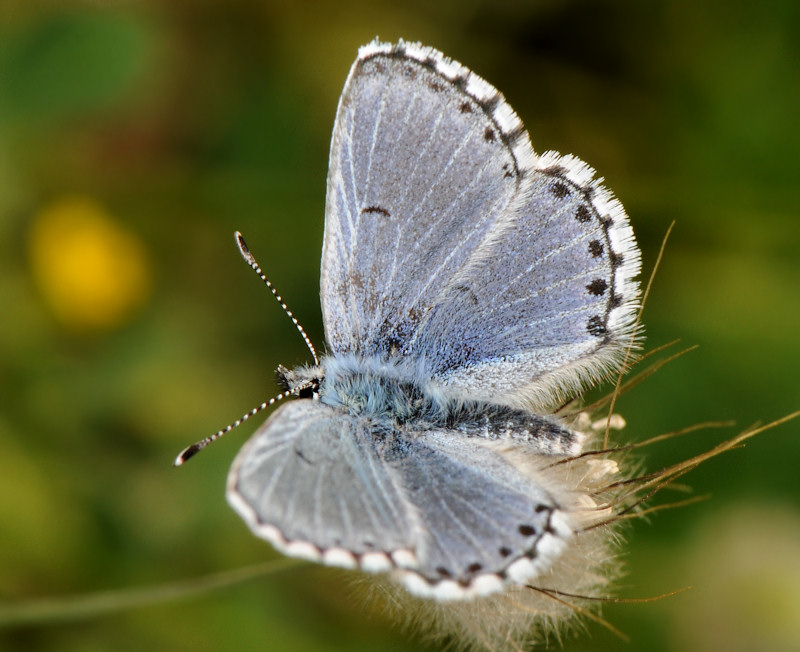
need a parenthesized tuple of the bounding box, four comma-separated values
(180, 39, 640, 612)
(218, 40, 641, 603)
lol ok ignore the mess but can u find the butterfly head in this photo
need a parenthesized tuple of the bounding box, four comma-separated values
(276, 363, 323, 399)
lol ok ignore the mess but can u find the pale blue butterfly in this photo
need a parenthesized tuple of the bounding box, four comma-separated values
(183, 39, 641, 603)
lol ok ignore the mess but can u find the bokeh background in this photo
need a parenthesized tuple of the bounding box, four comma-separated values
(2, 1, 799, 651)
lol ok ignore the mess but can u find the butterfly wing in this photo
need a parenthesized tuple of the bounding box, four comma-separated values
(320, 41, 640, 405)
(321, 40, 535, 357)
(227, 400, 415, 563)
(385, 427, 573, 597)
(415, 154, 641, 408)
(228, 399, 572, 598)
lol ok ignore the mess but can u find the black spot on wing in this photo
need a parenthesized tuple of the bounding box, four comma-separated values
(575, 204, 592, 223)
(476, 93, 500, 116)
(549, 182, 570, 199)
(587, 315, 606, 336)
(586, 279, 608, 296)
(361, 205, 391, 217)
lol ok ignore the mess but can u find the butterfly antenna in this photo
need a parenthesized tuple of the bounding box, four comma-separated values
(234, 231, 319, 366)
(173, 384, 314, 466)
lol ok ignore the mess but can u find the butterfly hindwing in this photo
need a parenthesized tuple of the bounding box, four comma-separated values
(228, 400, 415, 558)
(415, 155, 641, 406)
(386, 427, 571, 589)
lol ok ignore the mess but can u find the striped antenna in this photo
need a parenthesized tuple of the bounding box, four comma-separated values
(234, 231, 319, 366)
(174, 232, 319, 467)
(174, 383, 314, 466)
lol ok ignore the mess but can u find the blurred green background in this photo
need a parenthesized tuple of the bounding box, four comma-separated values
(2, 1, 799, 651)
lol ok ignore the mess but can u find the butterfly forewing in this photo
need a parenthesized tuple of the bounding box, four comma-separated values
(228, 400, 570, 592)
(321, 42, 534, 359)
(228, 400, 415, 557)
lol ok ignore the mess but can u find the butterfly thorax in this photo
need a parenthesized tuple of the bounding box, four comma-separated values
(290, 355, 446, 426)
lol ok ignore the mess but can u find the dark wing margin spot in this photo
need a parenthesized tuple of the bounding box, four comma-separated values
(476, 93, 501, 116)
(587, 316, 607, 336)
(549, 182, 571, 199)
(484, 127, 496, 143)
(541, 165, 567, 177)
(361, 205, 391, 217)
(459, 101, 473, 113)
(452, 75, 469, 92)
(588, 240, 604, 257)
(506, 124, 526, 144)
(518, 524, 537, 537)
(575, 204, 592, 223)
(586, 278, 608, 296)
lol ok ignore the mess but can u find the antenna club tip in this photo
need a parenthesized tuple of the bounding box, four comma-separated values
(174, 445, 199, 467)
(234, 231, 250, 252)
(234, 231, 256, 265)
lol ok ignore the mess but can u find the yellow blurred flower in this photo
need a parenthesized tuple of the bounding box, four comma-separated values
(29, 196, 151, 331)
